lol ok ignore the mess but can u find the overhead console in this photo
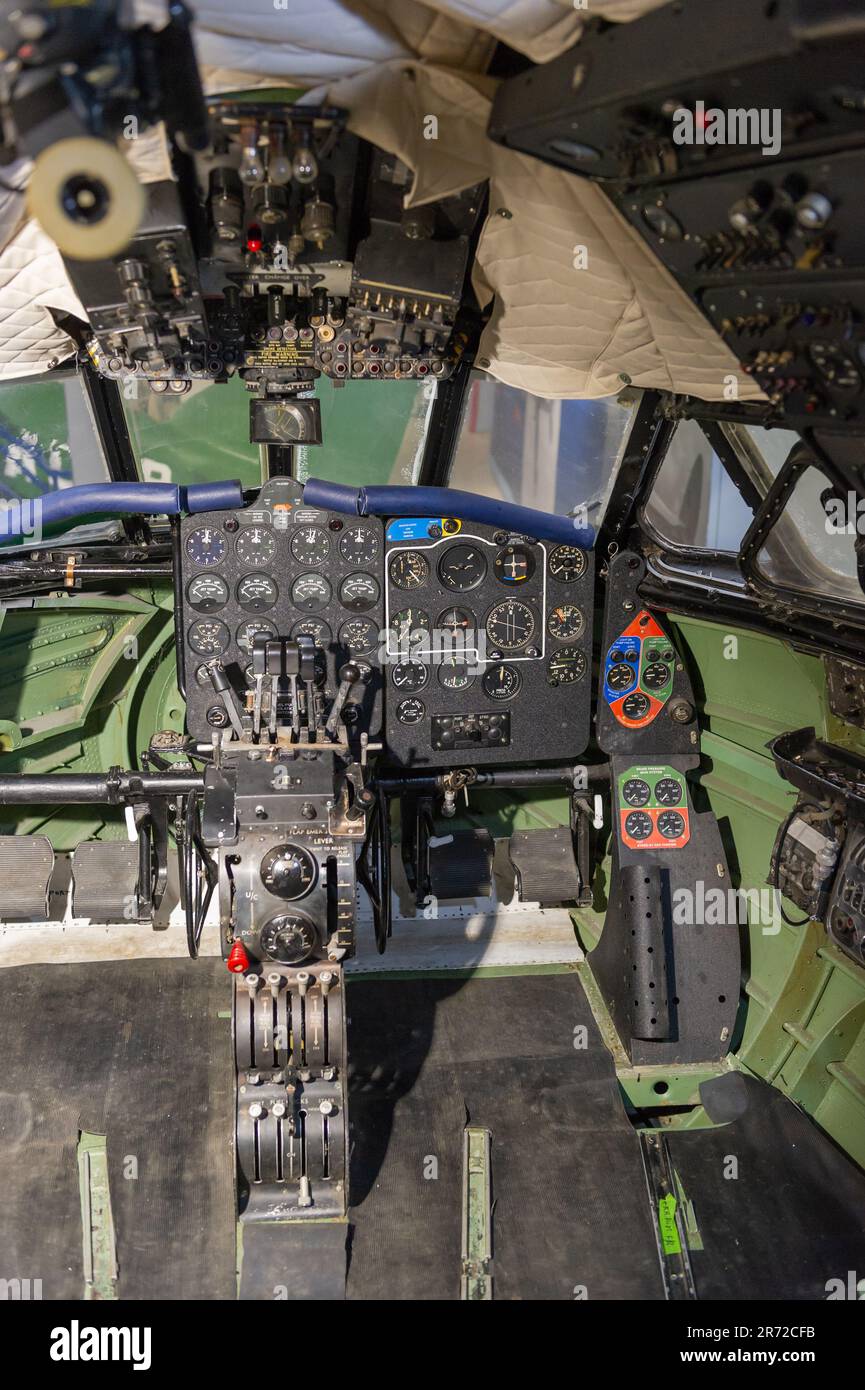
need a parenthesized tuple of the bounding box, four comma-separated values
(382, 517, 594, 766)
(489, 0, 865, 430)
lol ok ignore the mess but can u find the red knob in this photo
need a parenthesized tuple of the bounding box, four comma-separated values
(227, 942, 250, 974)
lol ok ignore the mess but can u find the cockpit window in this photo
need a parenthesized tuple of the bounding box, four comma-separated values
(122, 373, 437, 490)
(643, 418, 755, 553)
(447, 376, 636, 531)
(0, 369, 120, 548)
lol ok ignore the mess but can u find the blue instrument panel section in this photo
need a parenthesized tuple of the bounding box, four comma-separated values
(602, 633, 640, 704)
(385, 517, 462, 543)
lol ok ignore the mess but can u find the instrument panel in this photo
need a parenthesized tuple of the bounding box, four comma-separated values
(178, 478, 384, 742)
(383, 517, 593, 766)
(617, 764, 691, 851)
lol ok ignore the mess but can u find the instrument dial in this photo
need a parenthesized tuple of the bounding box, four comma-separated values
(236, 526, 276, 566)
(291, 573, 332, 612)
(548, 545, 587, 582)
(339, 525, 379, 564)
(339, 572, 380, 612)
(657, 810, 686, 840)
(186, 526, 226, 567)
(622, 778, 651, 808)
(392, 662, 428, 692)
(624, 811, 653, 841)
(438, 659, 475, 691)
(607, 662, 636, 692)
(655, 777, 683, 806)
(389, 550, 429, 589)
(642, 661, 671, 691)
(438, 543, 487, 591)
(259, 912, 317, 964)
(236, 619, 276, 654)
(494, 545, 535, 584)
(187, 574, 229, 613)
(188, 619, 230, 656)
(259, 844, 317, 900)
(338, 617, 377, 655)
(485, 600, 535, 652)
(396, 697, 425, 725)
(547, 604, 584, 642)
(482, 663, 522, 701)
(622, 691, 650, 720)
(290, 526, 330, 566)
(237, 573, 278, 612)
(290, 617, 332, 648)
(548, 647, 587, 685)
(389, 608, 431, 654)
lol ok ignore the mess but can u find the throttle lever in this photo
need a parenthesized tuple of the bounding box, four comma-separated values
(325, 662, 360, 739)
(206, 660, 246, 740)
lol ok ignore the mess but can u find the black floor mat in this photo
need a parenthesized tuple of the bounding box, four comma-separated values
(0, 958, 236, 1300)
(345, 973, 664, 1300)
(667, 1075, 865, 1301)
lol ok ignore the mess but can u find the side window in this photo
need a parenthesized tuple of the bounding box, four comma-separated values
(642, 419, 754, 552)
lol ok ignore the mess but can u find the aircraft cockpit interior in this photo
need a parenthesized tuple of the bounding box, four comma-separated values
(0, 0, 864, 1331)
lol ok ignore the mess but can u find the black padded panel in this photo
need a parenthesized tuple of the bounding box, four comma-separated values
(345, 974, 664, 1300)
(0, 958, 236, 1300)
(668, 1075, 865, 1300)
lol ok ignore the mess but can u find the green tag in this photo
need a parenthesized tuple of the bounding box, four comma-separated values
(658, 1194, 681, 1255)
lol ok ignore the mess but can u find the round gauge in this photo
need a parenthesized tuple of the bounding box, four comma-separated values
(485, 599, 535, 652)
(339, 572, 380, 612)
(438, 605, 476, 633)
(622, 691, 650, 720)
(236, 619, 276, 654)
(195, 664, 214, 687)
(389, 607, 431, 653)
(290, 617, 332, 649)
(392, 662, 428, 692)
(187, 574, 229, 613)
(607, 662, 636, 693)
(438, 659, 475, 691)
(494, 545, 535, 584)
(622, 778, 651, 808)
(291, 572, 332, 612)
(641, 204, 684, 240)
(338, 617, 377, 655)
(396, 697, 425, 725)
(188, 619, 230, 656)
(259, 911, 317, 964)
(482, 663, 522, 701)
(237, 573, 278, 613)
(547, 647, 587, 685)
(236, 525, 276, 566)
(657, 810, 686, 840)
(185, 526, 226, 567)
(260, 843, 317, 900)
(548, 544, 587, 582)
(642, 661, 670, 691)
(438, 543, 487, 591)
(339, 525, 380, 565)
(547, 604, 584, 642)
(624, 811, 653, 841)
(389, 550, 429, 590)
(290, 525, 330, 566)
(655, 778, 683, 807)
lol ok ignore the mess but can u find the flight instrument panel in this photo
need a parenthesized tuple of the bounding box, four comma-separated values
(176, 481, 594, 763)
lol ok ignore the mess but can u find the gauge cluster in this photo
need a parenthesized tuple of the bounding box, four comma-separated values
(617, 765, 691, 850)
(382, 517, 593, 766)
(178, 478, 384, 742)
